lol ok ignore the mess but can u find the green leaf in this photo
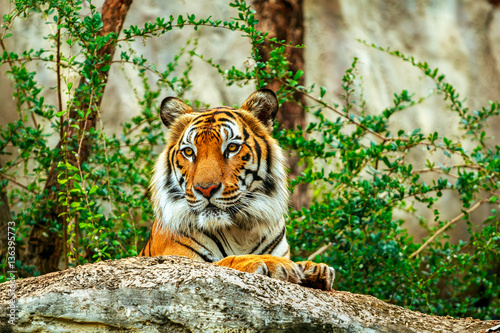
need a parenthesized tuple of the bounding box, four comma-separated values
(293, 69, 304, 80)
(320, 86, 327, 98)
(89, 185, 98, 195)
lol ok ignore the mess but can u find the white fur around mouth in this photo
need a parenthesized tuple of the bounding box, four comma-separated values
(197, 209, 234, 231)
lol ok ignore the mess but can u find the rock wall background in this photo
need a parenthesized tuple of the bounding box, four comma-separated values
(1, 0, 499, 241)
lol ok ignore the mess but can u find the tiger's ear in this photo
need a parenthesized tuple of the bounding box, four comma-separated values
(159, 97, 193, 128)
(241, 89, 279, 131)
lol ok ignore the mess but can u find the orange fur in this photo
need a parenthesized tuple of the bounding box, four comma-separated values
(140, 228, 334, 290)
(139, 90, 335, 291)
(140, 221, 197, 258)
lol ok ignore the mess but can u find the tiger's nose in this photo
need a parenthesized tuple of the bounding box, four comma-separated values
(194, 183, 221, 199)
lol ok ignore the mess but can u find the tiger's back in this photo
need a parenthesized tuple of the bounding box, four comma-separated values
(140, 89, 335, 291)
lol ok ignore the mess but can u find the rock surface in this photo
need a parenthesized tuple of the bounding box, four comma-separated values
(0, 256, 498, 333)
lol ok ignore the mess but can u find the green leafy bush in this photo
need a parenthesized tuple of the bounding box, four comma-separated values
(281, 52, 500, 319)
(0, 0, 498, 320)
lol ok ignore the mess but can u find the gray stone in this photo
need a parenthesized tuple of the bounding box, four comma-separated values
(0, 256, 498, 332)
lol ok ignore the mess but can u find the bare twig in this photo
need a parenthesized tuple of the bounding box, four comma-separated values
(282, 80, 412, 144)
(409, 198, 489, 258)
(0, 173, 36, 194)
(307, 242, 333, 261)
(412, 164, 482, 174)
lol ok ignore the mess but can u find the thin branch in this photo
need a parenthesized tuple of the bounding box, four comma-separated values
(0, 38, 13, 68)
(96, 100, 114, 220)
(56, 24, 64, 138)
(123, 114, 159, 136)
(117, 23, 304, 48)
(412, 164, 482, 175)
(409, 198, 489, 259)
(0, 174, 36, 194)
(0, 56, 80, 73)
(59, 18, 67, 272)
(282, 79, 433, 146)
(307, 242, 333, 261)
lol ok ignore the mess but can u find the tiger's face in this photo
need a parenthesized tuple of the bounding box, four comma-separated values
(150, 90, 289, 234)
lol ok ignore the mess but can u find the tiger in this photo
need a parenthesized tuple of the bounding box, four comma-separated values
(140, 89, 335, 291)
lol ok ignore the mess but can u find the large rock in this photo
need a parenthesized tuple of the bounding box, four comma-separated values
(0, 256, 498, 332)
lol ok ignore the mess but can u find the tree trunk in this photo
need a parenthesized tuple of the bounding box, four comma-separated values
(21, 0, 134, 275)
(253, 0, 310, 209)
(1, 256, 498, 333)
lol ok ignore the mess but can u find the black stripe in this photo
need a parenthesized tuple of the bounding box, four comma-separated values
(245, 169, 263, 182)
(218, 195, 239, 201)
(242, 126, 250, 141)
(211, 106, 236, 110)
(172, 148, 184, 171)
(217, 230, 234, 254)
(249, 235, 267, 254)
(170, 193, 183, 201)
(214, 110, 237, 118)
(197, 129, 222, 142)
(260, 176, 276, 196)
(212, 117, 234, 123)
(235, 114, 267, 177)
(192, 118, 208, 126)
(220, 123, 235, 138)
(186, 126, 198, 138)
(179, 231, 216, 262)
(168, 148, 176, 169)
(202, 230, 228, 258)
(264, 139, 272, 175)
(253, 138, 262, 172)
(173, 239, 213, 262)
(258, 227, 286, 255)
(165, 177, 173, 189)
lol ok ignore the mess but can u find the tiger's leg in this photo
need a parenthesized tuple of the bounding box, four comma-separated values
(214, 255, 335, 291)
(214, 254, 304, 285)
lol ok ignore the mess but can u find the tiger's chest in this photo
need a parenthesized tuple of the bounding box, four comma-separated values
(183, 224, 289, 262)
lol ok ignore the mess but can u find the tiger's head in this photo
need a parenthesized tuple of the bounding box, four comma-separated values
(150, 89, 289, 234)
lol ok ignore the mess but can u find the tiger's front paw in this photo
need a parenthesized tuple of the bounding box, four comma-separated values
(296, 261, 335, 291)
(214, 254, 304, 284)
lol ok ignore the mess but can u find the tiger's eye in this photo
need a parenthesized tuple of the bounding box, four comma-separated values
(183, 147, 194, 156)
(227, 143, 239, 152)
